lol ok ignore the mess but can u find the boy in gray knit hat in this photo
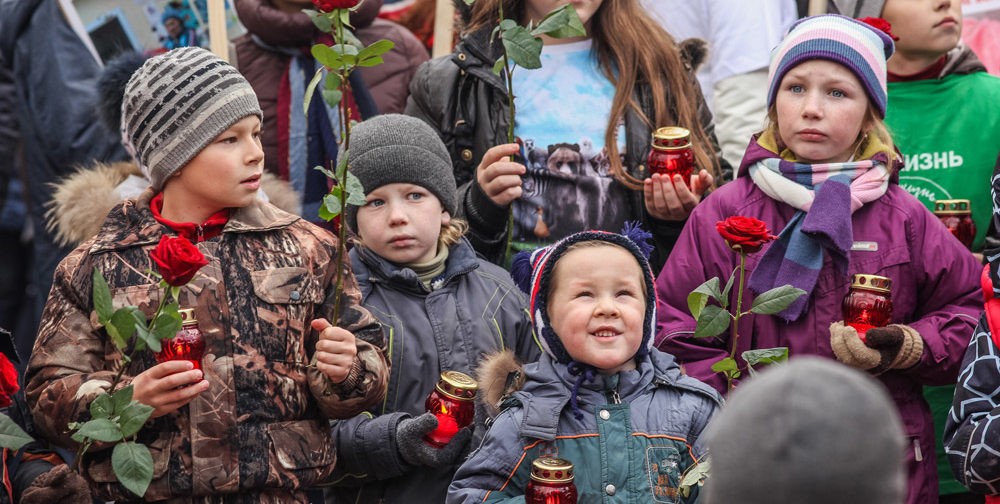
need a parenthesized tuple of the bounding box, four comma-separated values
(326, 113, 539, 504)
(26, 46, 389, 501)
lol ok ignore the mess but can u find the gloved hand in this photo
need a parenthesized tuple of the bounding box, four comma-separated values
(20, 463, 92, 503)
(396, 412, 472, 469)
(830, 322, 924, 374)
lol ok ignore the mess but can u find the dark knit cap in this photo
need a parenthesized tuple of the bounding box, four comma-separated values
(345, 114, 457, 231)
(121, 47, 262, 191)
(704, 356, 906, 504)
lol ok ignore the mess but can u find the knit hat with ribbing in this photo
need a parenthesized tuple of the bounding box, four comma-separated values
(704, 356, 906, 504)
(121, 47, 262, 191)
(345, 114, 457, 231)
(767, 14, 895, 117)
(829, 0, 885, 18)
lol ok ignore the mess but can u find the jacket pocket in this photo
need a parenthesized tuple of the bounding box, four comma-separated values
(110, 283, 163, 319)
(250, 267, 324, 363)
(266, 419, 336, 488)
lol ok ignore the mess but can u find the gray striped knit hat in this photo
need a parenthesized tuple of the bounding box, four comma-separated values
(121, 47, 262, 191)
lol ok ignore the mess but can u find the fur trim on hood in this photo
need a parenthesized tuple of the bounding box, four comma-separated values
(475, 350, 525, 418)
(47, 161, 302, 247)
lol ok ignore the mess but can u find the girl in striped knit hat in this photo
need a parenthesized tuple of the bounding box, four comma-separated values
(657, 14, 982, 504)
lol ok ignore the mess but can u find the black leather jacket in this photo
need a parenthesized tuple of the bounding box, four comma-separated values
(405, 28, 728, 270)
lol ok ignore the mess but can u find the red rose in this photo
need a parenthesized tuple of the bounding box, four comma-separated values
(859, 17, 899, 41)
(150, 236, 209, 287)
(716, 216, 777, 254)
(312, 0, 359, 12)
(0, 354, 18, 408)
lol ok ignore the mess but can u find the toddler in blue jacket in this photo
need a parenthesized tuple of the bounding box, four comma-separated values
(448, 226, 722, 503)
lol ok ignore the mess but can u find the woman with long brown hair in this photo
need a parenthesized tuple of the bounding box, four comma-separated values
(405, 0, 727, 270)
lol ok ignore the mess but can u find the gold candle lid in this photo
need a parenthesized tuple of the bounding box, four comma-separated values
(178, 308, 198, 325)
(436, 371, 477, 400)
(933, 199, 971, 215)
(530, 457, 575, 483)
(850, 274, 891, 294)
(651, 126, 691, 150)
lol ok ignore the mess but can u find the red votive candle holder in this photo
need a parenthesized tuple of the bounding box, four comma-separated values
(526, 457, 577, 504)
(154, 308, 205, 370)
(647, 126, 694, 189)
(423, 370, 477, 448)
(934, 199, 975, 250)
(842, 274, 892, 342)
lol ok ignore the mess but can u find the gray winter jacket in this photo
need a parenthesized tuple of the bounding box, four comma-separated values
(326, 238, 539, 504)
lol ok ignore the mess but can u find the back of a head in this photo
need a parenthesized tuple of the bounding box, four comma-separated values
(704, 356, 906, 504)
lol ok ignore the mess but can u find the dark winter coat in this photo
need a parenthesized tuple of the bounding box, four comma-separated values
(326, 239, 538, 504)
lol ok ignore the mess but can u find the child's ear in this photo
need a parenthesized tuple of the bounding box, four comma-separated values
(441, 211, 451, 226)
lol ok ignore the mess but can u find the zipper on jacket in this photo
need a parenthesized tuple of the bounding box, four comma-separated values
(913, 438, 923, 462)
(196, 224, 204, 243)
(608, 388, 621, 405)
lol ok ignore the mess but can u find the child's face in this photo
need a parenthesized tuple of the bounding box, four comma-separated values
(882, 0, 962, 62)
(547, 244, 646, 375)
(356, 183, 450, 265)
(163, 116, 264, 217)
(775, 60, 869, 164)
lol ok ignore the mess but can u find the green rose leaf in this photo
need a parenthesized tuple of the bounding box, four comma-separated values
(76, 418, 123, 443)
(106, 307, 141, 349)
(492, 56, 507, 76)
(693, 304, 730, 339)
(303, 68, 324, 116)
(688, 277, 727, 312)
(357, 39, 395, 67)
(750, 285, 807, 315)
(710, 357, 739, 379)
(111, 385, 135, 415)
(104, 324, 126, 353)
(499, 19, 517, 31)
(322, 88, 344, 109)
(687, 291, 709, 321)
(742, 347, 789, 377)
(152, 303, 182, 343)
(92, 269, 114, 323)
(133, 323, 156, 353)
(531, 4, 586, 39)
(320, 194, 342, 221)
(307, 10, 332, 33)
(311, 45, 344, 72)
(113, 441, 154, 498)
(0, 414, 33, 450)
(742, 347, 789, 367)
(118, 401, 155, 438)
(314, 164, 338, 180)
(502, 25, 543, 70)
(345, 170, 367, 206)
(679, 458, 711, 490)
(721, 265, 739, 302)
(90, 392, 114, 420)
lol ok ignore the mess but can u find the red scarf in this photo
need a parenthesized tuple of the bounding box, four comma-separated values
(888, 56, 947, 82)
(150, 193, 230, 243)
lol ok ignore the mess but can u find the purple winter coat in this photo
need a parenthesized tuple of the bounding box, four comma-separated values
(655, 153, 981, 504)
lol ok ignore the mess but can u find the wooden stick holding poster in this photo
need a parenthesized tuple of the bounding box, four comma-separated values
(208, 0, 228, 61)
(432, 0, 456, 58)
